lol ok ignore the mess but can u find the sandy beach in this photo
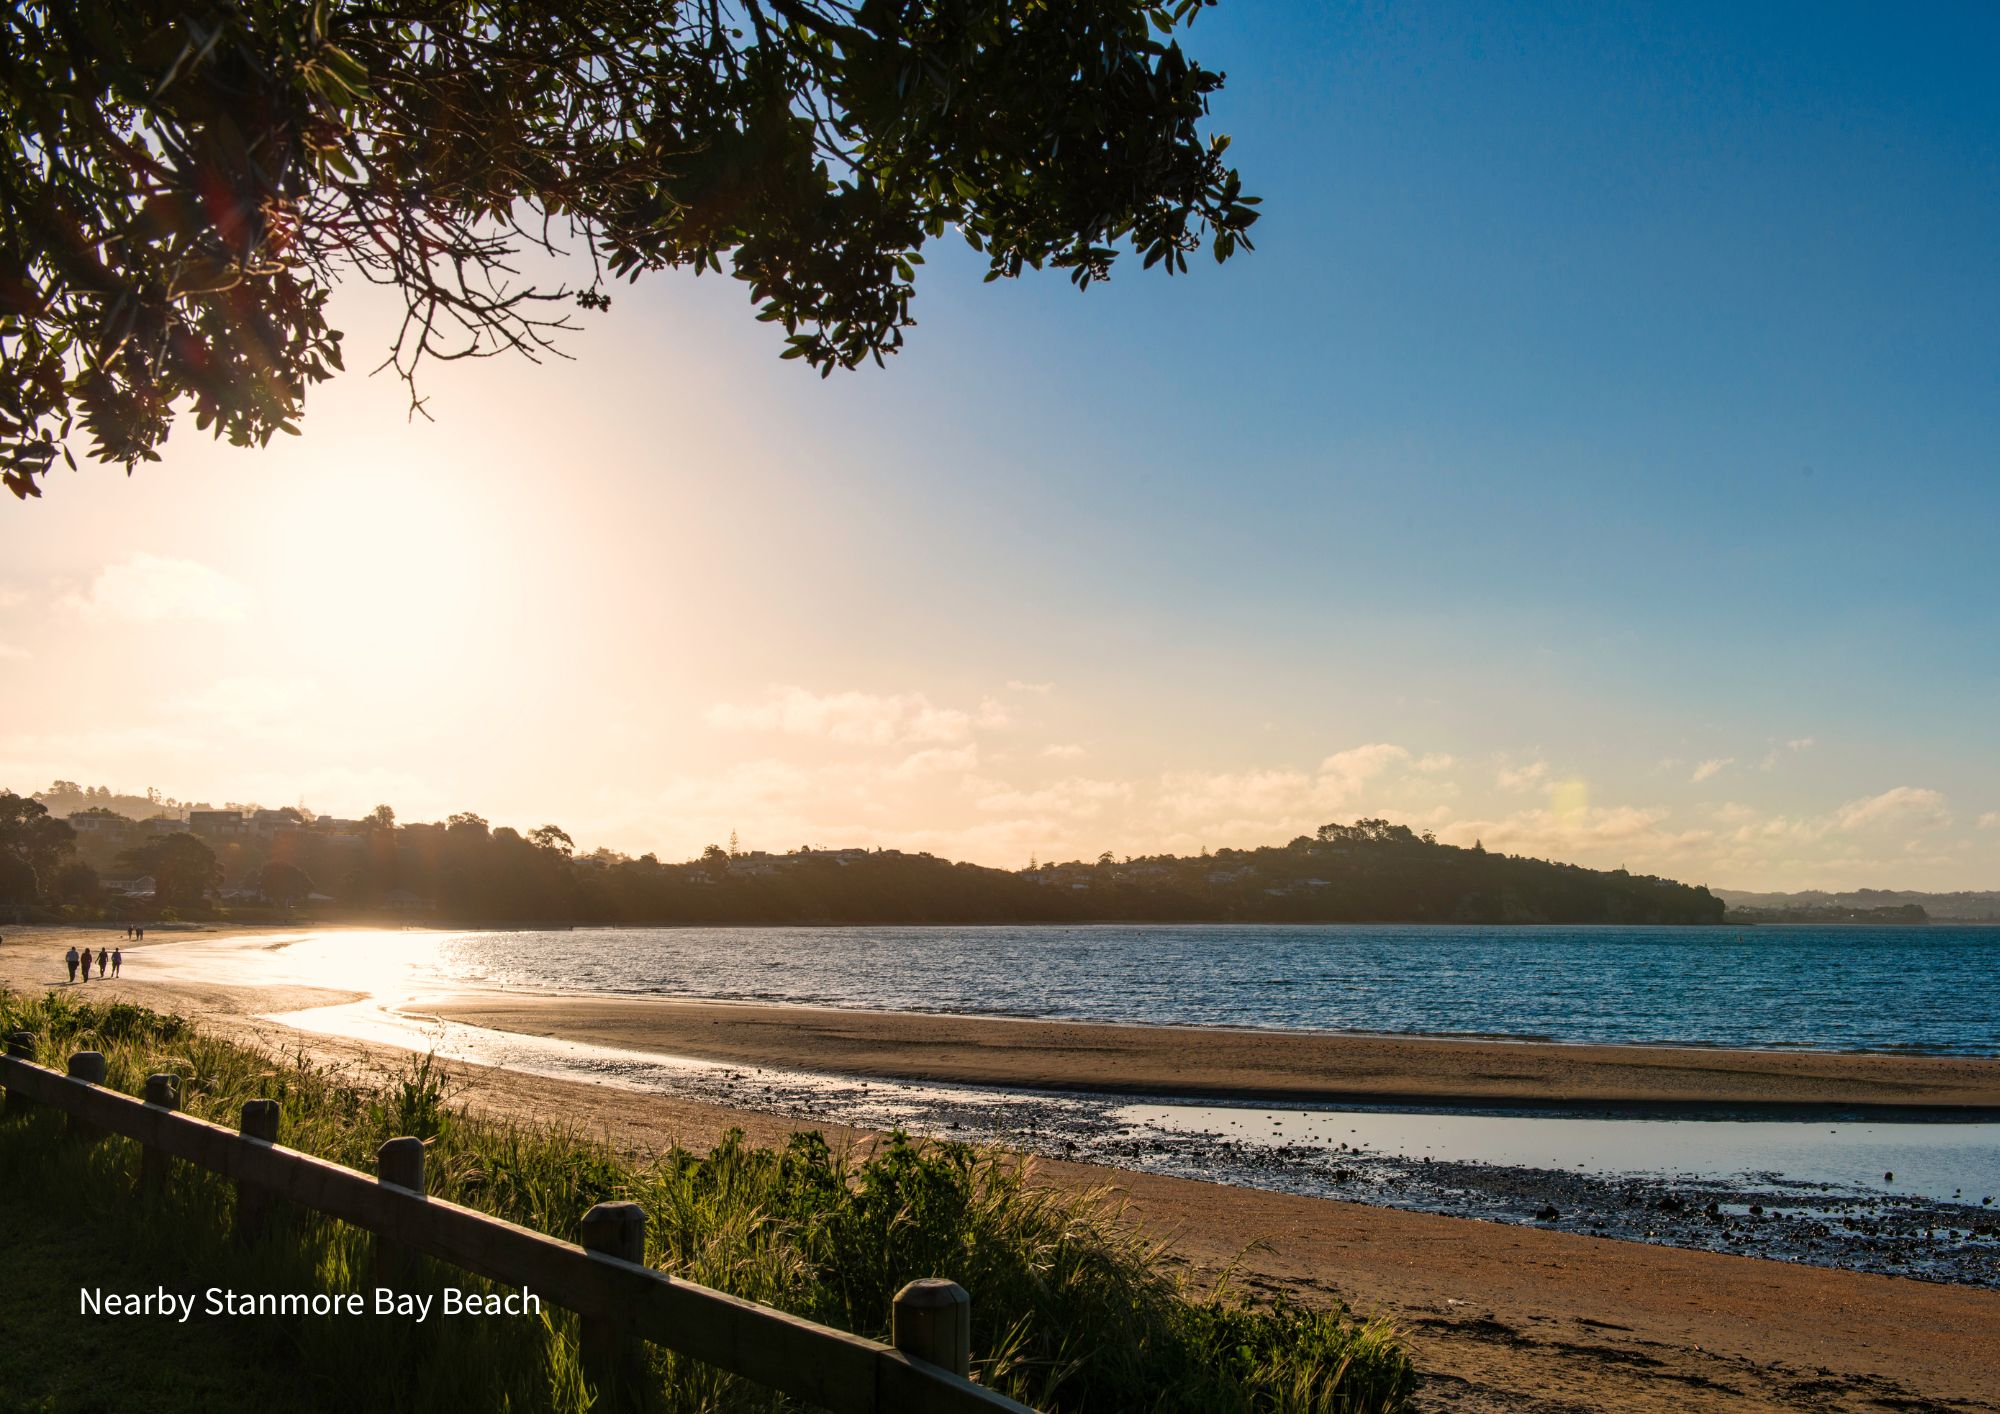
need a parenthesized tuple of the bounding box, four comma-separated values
(422, 991, 2000, 1113)
(2, 926, 1997, 1412)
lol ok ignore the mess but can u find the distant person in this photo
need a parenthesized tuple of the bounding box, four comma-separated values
(97, 947, 109, 977)
(65, 946, 79, 983)
(111, 947, 122, 977)
(136, 927, 144, 942)
(79, 946, 92, 981)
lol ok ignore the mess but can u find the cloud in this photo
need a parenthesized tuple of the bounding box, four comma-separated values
(1158, 743, 1456, 836)
(68, 554, 252, 623)
(1497, 759, 1550, 791)
(1759, 737, 1817, 771)
(166, 676, 317, 732)
(974, 777, 1131, 819)
(1832, 786, 1949, 833)
(1979, 812, 2000, 830)
(0, 643, 27, 661)
(886, 745, 980, 780)
(1005, 680, 1055, 695)
(1442, 804, 1693, 859)
(1691, 757, 1734, 783)
(1040, 744, 1087, 760)
(706, 687, 1007, 746)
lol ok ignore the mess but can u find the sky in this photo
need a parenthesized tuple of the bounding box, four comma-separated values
(3, 0, 1997, 890)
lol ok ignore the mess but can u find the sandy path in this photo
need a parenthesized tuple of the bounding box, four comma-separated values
(3, 931, 1996, 1411)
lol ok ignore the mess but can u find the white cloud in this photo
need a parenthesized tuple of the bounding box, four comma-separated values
(68, 554, 252, 623)
(1832, 786, 1949, 833)
(1496, 759, 1549, 791)
(1040, 743, 1087, 760)
(1979, 812, 2000, 830)
(886, 745, 980, 780)
(1691, 757, 1734, 783)
(0, 643, 27, 661)
(1005, 680, 1055, 695)
(166, 676, 317, 732)
(706, 687, 1007, 746)
(1441, 804, 1694, 859)
(1157, 743, 1456, 836)
(974, 777, 1131, 818)
(1759, 737, 1816, 771)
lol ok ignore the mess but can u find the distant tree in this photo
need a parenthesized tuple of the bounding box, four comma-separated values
(256, 860, 314, 908)
(364, 803, 396, 831)
(0, 791, 76, 897)
(446, 812, 489, 838)
(528, 825, 574, 857)
(1, 1, 1256, 499)
(118, 832, 222, 907)
(53, 860, 102, 905)
(0, 853, 36, 904)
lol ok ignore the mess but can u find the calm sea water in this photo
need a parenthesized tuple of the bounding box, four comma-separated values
(417, 923, 2000, 1056)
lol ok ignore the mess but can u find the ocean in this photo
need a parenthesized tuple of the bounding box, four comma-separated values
(410, 921, 2000, 1056)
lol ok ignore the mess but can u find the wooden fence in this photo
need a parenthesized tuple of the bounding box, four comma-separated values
(0, 1036, 1037, 1414)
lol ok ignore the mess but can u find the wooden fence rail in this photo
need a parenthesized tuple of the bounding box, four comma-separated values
(0, 1041, 1036, 1414)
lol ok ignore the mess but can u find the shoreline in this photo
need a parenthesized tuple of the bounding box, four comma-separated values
(8, 923, 1998, 1107)
(421, 991, 2000, 1113)
(3, 933, 1998, 1410)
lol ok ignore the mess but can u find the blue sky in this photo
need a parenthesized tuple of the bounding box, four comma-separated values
(4, 0, 1996, 887)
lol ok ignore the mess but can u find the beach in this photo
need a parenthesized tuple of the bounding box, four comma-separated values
(421, 992, 2000, 1112)
(3, 926, 1997, 1412)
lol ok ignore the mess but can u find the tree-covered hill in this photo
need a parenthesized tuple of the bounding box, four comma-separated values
(7, 789, 1724, 926)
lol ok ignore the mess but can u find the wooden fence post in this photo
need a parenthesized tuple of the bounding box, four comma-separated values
(236, 1099, 281, 1244)
(578, 1201, 648, 1411)
(894, 1279, 972, 1379)
(66, 1051, 107, 1138)
(4, 1032, 34, 1113)
(374, 1136, 425, 1288)
(139, 1074, 179, 1196)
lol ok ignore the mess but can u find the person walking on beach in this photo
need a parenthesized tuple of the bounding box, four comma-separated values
(65, 945, 78, 983)
(111, 947, 122, 977)
(97, 946, 109, 978)
(79, 946, 92, 981)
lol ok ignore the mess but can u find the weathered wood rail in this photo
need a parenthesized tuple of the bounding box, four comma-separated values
(0, 1037, 1035, 1414)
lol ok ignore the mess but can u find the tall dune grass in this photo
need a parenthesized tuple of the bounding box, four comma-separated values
(0, 989, 1416, 1412)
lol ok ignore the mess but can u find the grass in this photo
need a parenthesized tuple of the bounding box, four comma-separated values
(0, 988, 1417, 1413)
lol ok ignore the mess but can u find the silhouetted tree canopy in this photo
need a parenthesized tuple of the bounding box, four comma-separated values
(255, 858, 314, 905)
(0, 791, 75, 896)
(118, 831, 223, 906)
(2, 0, 1258, 498)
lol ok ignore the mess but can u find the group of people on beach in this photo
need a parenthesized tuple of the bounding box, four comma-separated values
(66, 944, 122, 983)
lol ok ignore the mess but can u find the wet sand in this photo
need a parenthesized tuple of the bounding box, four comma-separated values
(423, 992, 2000, 1113)
(4, 930, 1998, 1411)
